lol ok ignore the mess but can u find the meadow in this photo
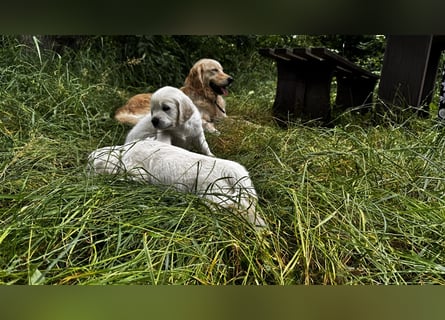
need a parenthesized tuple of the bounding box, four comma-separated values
(1, 36, 445, 285)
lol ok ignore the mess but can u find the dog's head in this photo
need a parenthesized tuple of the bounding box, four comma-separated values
(184, 59, 233, 97)
(150, 86, 196, 130)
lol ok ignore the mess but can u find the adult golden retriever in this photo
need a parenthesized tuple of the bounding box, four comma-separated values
(114, 58, 233, 134)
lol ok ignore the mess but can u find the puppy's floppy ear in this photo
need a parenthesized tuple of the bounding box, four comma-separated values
(177, 95, 196, 125)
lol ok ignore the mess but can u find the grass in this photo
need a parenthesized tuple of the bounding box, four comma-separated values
(2, 36, 445, 285)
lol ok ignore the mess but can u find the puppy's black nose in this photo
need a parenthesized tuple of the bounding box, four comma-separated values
(151, 117, 159, 127)
(228, 77, 234, 84)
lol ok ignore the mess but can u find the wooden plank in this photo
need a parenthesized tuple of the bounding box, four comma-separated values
(335, 65, 353, 74)
(274, 48, 308, 61)
(258, 48, 291, 61)
(310, 47, 378, 79)
(258, 48, 273, 57)
(292, 48, 324, 61)
(261, 47, 378, 81)
(378, 35, 434, 108)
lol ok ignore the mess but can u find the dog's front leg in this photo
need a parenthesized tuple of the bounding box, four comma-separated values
(202, 120, 220, 135)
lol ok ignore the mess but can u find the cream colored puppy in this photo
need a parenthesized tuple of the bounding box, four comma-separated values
(125, 86, 213, 157)
(88, 140, 266, 228)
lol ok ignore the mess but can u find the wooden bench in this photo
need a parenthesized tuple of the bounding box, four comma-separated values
(259, 47, 379, 125)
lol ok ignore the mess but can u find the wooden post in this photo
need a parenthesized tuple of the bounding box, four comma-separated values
(378, 35, 443, 115)
(336, 75, 378, 113)
(272, 59, 334, 125)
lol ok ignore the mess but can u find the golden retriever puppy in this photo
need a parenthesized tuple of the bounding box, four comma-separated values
(114, 58, 233, 134)
(125, 86, 213, 157)
(88, 139, 266, 228)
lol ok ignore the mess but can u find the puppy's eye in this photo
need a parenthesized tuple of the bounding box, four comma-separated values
(211, 68, 218, 72)
(162, 105, 171, 112)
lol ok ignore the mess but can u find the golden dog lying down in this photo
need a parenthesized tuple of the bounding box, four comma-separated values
(114, 58, 233, 134)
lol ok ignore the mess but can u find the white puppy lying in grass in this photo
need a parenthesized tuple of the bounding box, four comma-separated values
(88, 140, 266, 228)
(125, 86, 214, 157)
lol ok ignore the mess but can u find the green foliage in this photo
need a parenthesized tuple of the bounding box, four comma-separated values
(23, 35, 384, 93)
(2, 35, 445, 285)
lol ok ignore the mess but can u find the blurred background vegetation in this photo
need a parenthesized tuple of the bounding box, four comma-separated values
(11, 35, 386, 93)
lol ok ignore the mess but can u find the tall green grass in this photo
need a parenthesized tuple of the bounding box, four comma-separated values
(1, 36, 445, 284)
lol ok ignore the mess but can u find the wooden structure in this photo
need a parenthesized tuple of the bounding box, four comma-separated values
(378, 35, 445, 114)
(259, 47, 379, 125)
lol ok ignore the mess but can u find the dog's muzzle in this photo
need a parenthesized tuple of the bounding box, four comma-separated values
(210, 77, 233, 96)
(151, 117, 160, 127)
(151, 116, 171, 130)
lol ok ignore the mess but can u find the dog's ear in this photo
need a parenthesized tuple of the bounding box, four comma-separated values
(184, 63, 204, 90)
(177, 95, 196, 125)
